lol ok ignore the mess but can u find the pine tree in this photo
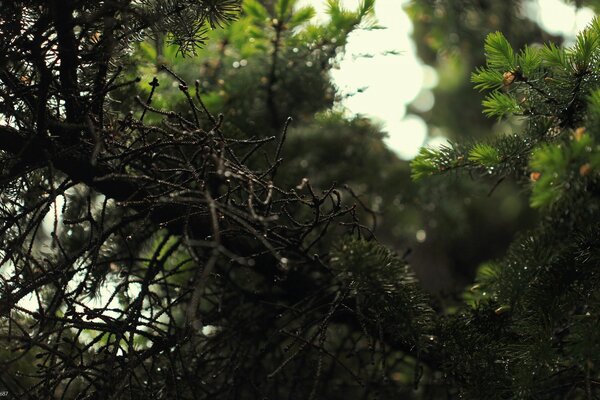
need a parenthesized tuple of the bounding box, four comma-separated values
(0, 1, 417, 398)
(122, 0, 534, 293)
(409, 20, 600, 398)
(2, 0, 600, 398)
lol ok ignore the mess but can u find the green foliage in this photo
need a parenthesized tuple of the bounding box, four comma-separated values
(9, 0, 600, 397)
(529, 131, 600, 208)
(462, 262, 498, 308)
(411, 133, 535, 181)
(408, 13, 600, 398)
(468, 143, 501, 167)
(119, 0, 377, 135)
(326, 0, 376, 33)
(540, 42, 568, 68)
(571, 21, 600, 72)
(588, 88, 600, 116)
(140, 232, 194, 285)
(484, 31, 516, 70)
(275, 0, 293, 18)
(416, 19, 600, 208)
(411, 147, 444, 180)
(517, 45, 542, 77)
(471, 67, 504, 91)
(289, 5, 316, 26)
(481, 91, 521, 119)
(137, 0, 242, 56)
(529, 143, 569, 208)
(244, 0, 269, 21)
(331, 239, 435, 346)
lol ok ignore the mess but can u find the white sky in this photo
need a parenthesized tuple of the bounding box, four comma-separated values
(300, 0, 596, 159)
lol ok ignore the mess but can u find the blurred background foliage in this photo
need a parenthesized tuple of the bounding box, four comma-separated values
(113, 0, 597, 296)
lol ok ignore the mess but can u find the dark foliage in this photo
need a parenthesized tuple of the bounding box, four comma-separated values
(0, 1, 420, 398)
(3, 1, 600, 399)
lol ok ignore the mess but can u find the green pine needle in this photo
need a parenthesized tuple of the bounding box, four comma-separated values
(540, 42, 568, 68)
(468, 144, 501, 167)
(588, 89, 600, 116)
(572, 26, 600, 72)
(244, 0, 269, 21)
(289, 6, 316, 26)
(471, 68, 504, 91)
(484, 31, 516, 70)
(411, 147, 442, 180)
(332, 239, 435, 342)
(482, 92, 520, 119)
(517, 45, 542, 77)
